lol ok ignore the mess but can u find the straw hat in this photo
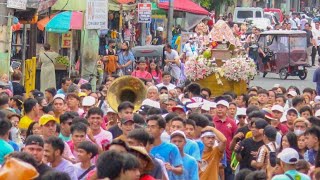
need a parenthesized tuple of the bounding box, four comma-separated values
(129, 146, 154, 172)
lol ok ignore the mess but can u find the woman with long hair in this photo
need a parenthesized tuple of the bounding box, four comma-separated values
(148, 59, 162, 84)
(117, 41, 135, 75)
(280, 132, 303, 158)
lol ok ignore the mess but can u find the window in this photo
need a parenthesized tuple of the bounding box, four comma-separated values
(237, 11, 253, 19)
(256, 11, 262, 18)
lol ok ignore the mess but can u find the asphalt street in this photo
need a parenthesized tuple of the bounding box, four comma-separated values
(250, 66, 317, 90)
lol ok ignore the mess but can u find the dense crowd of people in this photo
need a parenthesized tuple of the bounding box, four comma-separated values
(2, 10, 320, 180)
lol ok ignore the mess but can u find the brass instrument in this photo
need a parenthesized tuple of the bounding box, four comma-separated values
(107, 76, 147, 112)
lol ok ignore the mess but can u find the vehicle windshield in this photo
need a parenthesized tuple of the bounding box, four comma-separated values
(238, 11, 253, 19)
(290, 36, 306, 50)
(259, 35, 288, 53)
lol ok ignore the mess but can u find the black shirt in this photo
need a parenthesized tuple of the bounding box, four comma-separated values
(12, 81, 25, 96)
(239, 137, 264, 171)
(36, 163, 52, 180)
(150, 157, 163, 179)
(304, 29, 313, 47)
(108, 124, 122, 139)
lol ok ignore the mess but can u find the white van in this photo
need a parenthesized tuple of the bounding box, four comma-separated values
(233, 7, 264, 24)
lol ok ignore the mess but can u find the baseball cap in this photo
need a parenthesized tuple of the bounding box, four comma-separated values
(106, 108, 117, 114)
(186, 102, 203, 109)
(25, 135, 44, 147)
(138, 105, 151, 115)
(53, 94, 65, 101)
(78, 92, 87, 97)
(172, 105, 186, 113)
(170, 130, 186, 140)
(315, 96, 320, 103)
(263, 125, 277, 140)
(202, 102, 216, 111)
(237, 108, 246, 116)
(287, 91, 297, 97)
(253, 118, 268, 129)
(142, 99, 160, 109)
(39, 114, 58, 126)
(82, 96, 95, 106)
(216, 100, 229, 108)
(157, 27, 164, 32)
(200, 130, 216, 138)
(277, 148, 299, 164)
(271, 105, 284, 113)
(33, 90, 44, 98)
(287, 108, 298, 115)
(120, 117, 134, 124)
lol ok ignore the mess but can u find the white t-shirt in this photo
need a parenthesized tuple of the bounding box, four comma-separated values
(94, 128, 113, 148)
(164, 50, 181, 80)
(312, 28, 320, 46)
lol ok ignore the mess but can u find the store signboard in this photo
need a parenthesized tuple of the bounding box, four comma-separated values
(61, 32, 73, 48)
(7, 0, 27, 10)
(86, 0, 108, 29)
(138, 3, 152, 23)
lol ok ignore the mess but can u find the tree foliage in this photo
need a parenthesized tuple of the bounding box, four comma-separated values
(194, 0, 234, 11)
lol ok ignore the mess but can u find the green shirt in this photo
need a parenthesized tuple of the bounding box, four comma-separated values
(0, 139, 14, 164)
(59, 133, 71, 142)
(272, 170, 311, 180)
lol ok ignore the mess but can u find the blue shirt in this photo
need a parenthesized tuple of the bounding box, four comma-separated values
(8, 140, 20, 151)
(272, 170, 310, 180)
(304, 149, 317, 165)
(182, 154, 199, 180)
(150, 142, 183, 180)
(57, 89, 66, 95)
(196, 140, 204, 156)
(118, 50, 135, 74)
(184, 139, 201, 161)
(0, 139, 14, 164)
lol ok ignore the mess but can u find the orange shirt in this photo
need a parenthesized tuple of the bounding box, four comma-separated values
(199, 147, 223, 180)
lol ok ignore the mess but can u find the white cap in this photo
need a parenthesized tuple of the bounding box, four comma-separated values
(53, 94, 65, 101)
(287, 91, 297, 97)
(157, 27, 164, 32)
(170, 130, 186, 140)
(186, 102, 203, 109)
(271, 105, 284, 113)
(277, 148, 299, 164)
(200, 131, 216, 138)
(315, 96, 320, 103)
(236, 108, 246, 116)
(82, 96, 95, 106)
(216, 100, 229, 108)
(107, 108, 116, 114)
(273, 84, 280, 88)
(315, 109, 320, 117)
(142, 99, 160, 109)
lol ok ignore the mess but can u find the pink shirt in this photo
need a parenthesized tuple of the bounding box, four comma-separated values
(94, 128, 113, 149)
(131, 70, 152, 80)
(151, 70, 162, 84)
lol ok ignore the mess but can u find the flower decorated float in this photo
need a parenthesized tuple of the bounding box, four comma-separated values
(186, 20, 255, 96)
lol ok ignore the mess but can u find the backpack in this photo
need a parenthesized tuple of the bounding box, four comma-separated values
(265, 142, 277, 167)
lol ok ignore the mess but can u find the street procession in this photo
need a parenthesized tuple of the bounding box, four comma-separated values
(1, 0, 320, 179)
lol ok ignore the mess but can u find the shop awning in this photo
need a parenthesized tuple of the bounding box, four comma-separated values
(158, 0, 209, 15)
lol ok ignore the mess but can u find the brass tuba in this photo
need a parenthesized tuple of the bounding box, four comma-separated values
(107, 76, 147, 112)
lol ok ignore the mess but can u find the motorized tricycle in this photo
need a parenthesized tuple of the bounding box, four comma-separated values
(257, 30, 308, 80)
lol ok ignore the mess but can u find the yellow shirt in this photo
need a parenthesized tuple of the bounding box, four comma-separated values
(18, 116, 34, 129)
(199, 147, 223, 180)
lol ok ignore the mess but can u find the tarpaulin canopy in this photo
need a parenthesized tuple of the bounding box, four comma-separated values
(158, 0, 209, 15)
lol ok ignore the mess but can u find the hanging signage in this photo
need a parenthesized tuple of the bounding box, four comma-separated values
(138, 3, 152, 23)
(61, 32, 73, 48)
(86, 0, 108, 29)
(7, 0, 27, 10)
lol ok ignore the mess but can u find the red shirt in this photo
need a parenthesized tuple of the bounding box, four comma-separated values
(131, 70, 152, 80)
(276, 123, 288, 135)
(213, 116, 238, 161)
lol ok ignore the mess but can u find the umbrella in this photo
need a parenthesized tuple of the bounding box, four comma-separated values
(44, 11, 83, 33)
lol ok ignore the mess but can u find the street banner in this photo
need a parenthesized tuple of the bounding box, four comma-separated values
(7, 0, 27, 10)
(86, 0, 108, 29)
(138, 3, 152, 23)
(61, 32, 73, 48)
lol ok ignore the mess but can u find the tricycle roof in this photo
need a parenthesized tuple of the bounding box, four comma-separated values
(260, 30, 306, 36)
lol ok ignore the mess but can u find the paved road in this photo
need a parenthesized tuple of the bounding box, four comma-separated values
(250, 66, 317, 90)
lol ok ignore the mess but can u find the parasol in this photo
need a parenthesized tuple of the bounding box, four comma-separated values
(39, 11, 83, 33)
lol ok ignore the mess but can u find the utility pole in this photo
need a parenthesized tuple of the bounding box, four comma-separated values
(167, 0, 174, 44)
